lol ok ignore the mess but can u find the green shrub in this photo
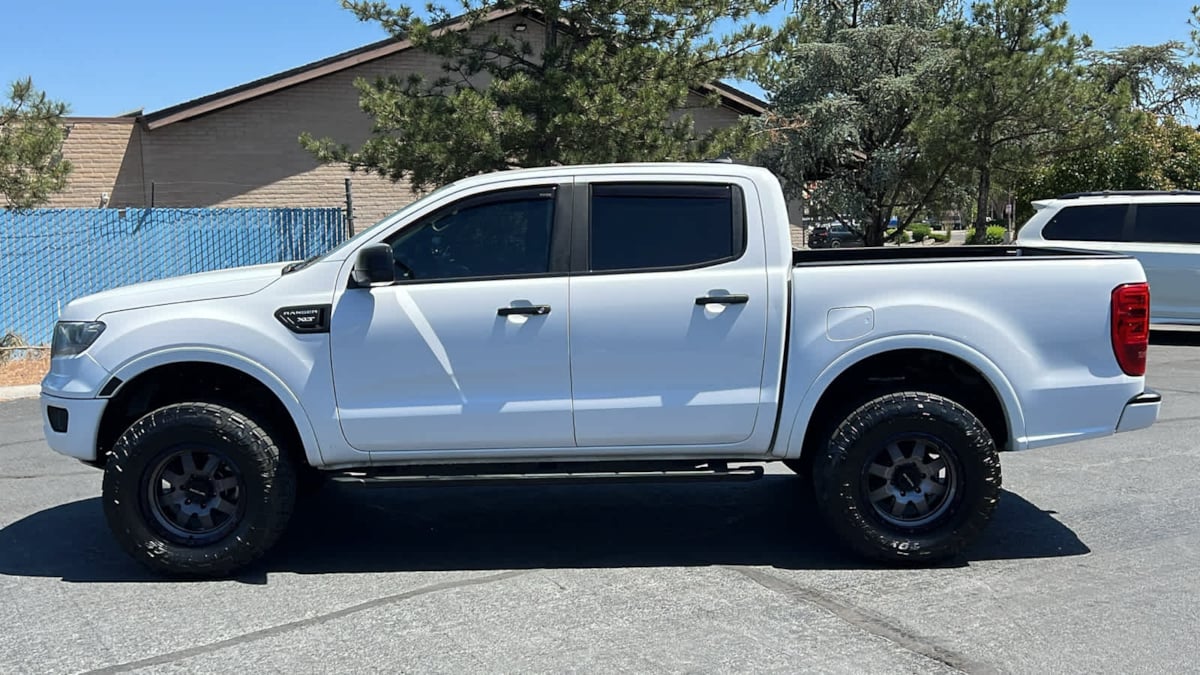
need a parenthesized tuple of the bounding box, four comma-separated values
(964, 225, 1007, 245)
(910, 224, 932, 243)
(929, 232, 950, 243)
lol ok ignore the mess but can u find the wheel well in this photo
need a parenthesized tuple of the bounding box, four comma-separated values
(797, 349, 1010, 470)
(95, 362, 310, 471)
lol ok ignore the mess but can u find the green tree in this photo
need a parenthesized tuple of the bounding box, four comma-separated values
(934, 0, 1114, 243)
(1012, 24, 1200, 222)
(0, 78, 72, 209)
(756, 0, 962, 246)
(1088, 42, 1200, 119)
(1014, 114, 1200, 219)
(302, 0, 775, 190)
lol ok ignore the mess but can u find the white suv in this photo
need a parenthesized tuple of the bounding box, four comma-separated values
(1017, 191, 1200, 325)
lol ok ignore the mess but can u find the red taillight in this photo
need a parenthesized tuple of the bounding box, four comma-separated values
(1111, 282, 1150, 376)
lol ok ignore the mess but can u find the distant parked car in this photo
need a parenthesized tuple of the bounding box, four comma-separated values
(1016, 190, 1200, 325)
(809, 223, 865, 248)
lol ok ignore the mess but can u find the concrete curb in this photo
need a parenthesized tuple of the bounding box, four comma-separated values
(0, 385, 40, 402)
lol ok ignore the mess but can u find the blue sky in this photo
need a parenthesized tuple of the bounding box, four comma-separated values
(1, 0, 1196, 116)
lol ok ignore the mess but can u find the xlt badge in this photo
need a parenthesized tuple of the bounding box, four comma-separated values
(274, 305, 331, 334)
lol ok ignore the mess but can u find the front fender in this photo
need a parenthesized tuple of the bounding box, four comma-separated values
(106, 347, 326, 467)
(778, 333, 1028, 459)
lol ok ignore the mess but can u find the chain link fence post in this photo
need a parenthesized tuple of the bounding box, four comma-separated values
(344, 177, 355, 237)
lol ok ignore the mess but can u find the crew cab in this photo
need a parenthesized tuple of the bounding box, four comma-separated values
(41, 163, 1161, 577)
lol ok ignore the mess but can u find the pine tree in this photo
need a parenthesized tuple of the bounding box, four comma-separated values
(0, 78, 73, 209)
(302, 0, 777, 190)
(935, 0, 1110, 243)
(756, 0, 962, 246)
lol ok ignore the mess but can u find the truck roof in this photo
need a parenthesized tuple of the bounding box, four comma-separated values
(444, 161, 780, 190)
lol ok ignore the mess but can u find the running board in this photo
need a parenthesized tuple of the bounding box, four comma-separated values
(328, 462, 764, 488)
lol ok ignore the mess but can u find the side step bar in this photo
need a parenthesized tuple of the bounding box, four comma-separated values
(328, 461, 764, 488)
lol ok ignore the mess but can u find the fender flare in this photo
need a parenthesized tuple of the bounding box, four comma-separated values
(779, 334, 1029, 458)
(106, 347, 326, 466)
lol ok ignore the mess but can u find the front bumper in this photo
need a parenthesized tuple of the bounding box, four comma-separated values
(1116, 390, 1161, 433)
(41, 393, 107, 462)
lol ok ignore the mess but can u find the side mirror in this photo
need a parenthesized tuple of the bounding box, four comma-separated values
(351, 243, 396, 287)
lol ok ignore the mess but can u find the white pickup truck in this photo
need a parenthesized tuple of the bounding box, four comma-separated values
(41, 162, 1161, 577)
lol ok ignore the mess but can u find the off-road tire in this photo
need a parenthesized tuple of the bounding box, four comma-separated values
(812, 391, 1001, 565)
(102, 402, 297, 577)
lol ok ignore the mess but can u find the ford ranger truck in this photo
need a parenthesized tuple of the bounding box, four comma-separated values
(40, 162, 1161, 576)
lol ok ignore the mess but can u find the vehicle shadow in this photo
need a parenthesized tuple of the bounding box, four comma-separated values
(0, 477, 1089, 583)
(1151, 329, 1200, 347)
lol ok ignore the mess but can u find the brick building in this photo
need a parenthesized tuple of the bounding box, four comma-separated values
(48, 10, 767, 230)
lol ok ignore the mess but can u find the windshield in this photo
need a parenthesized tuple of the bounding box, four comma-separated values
(285, 180, 463, 273)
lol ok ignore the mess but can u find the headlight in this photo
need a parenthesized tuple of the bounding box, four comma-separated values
(51, 321, 106, 357)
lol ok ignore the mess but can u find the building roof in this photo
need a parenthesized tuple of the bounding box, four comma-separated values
(139, 8, 767, 130)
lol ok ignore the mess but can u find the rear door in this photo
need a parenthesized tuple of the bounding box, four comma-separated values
(567, 178, 770, 448)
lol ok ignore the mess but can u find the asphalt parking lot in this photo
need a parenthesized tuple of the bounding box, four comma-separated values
(1, 332, 1198, 674)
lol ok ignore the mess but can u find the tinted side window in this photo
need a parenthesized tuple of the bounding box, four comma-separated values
(387, 187, 555, 280)
(589, 184, 742, 272)
(1041, 205, 1127, 241)
(1132, 204, 1200, 244)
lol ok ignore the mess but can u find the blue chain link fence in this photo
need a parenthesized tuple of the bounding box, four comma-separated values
(1, 207, 348, 346)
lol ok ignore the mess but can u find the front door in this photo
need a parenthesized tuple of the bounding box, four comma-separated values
(330, 184, 576, 451)
(568, 180, 770, 447)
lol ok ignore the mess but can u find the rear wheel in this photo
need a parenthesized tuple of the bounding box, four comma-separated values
(102, 402, 296, 577)
(830, 239, 842, 248)
(812, 391, 1001, 564)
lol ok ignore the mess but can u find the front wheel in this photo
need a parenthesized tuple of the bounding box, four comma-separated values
(812, 391, 1001, 565)
(102, 402, 297, 577)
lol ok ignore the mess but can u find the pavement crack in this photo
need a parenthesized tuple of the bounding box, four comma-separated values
(1153, 415, 1200, 426)
(0, 437, 43, 449)
(83, 569, 530, 674)
(0, 470, 97, 480)
(1147, 387, 1200, 396)
(538, 570, 569, 591)
(725, 566, 1000, 675)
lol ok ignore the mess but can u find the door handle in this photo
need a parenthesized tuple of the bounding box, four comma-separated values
(498, 305, 551, 316)
(695, 294, 749, 306)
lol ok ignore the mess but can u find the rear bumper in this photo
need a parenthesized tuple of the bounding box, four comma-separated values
(1116, 390, 1161, 433)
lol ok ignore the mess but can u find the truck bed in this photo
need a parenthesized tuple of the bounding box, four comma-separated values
(781, 242, 1149, 457)
(793, 245, 1125, 266)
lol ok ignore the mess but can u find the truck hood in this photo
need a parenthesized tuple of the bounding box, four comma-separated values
(59, 262, 289, 321)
